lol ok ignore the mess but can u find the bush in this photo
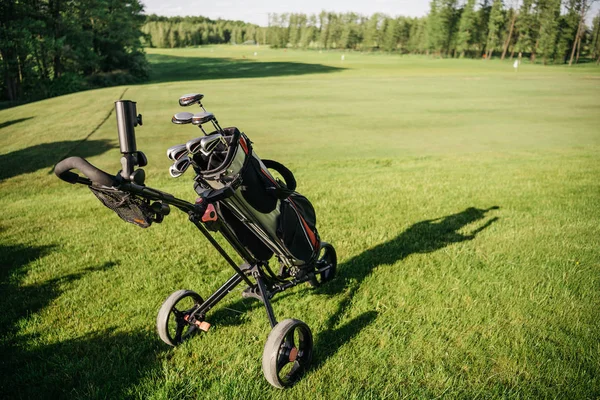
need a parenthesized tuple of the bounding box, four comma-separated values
(48, 73, 88, 98)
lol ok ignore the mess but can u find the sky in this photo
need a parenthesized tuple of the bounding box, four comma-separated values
(141, 0, 599, 27)
(140, 0, 431, 26)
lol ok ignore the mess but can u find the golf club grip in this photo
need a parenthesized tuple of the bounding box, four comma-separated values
(54, 157, 115, 187)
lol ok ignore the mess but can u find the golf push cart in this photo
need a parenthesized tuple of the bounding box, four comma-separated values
(54, 96, 337, 388)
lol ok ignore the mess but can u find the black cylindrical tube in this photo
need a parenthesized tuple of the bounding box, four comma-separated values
(115, 100, 138, 153)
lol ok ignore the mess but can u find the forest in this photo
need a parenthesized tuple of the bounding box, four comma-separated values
(2, 0, 599, 103)
(0, 0, 148, 103)
(145, 1, 600, 66)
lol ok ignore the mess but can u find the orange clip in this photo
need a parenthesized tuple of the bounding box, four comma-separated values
(195, 321, 211, 332)
(202, 204, 218, 223)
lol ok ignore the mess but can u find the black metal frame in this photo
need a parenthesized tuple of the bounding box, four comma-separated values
(55, 100, 328, 333)
(118, 180, 322, 329)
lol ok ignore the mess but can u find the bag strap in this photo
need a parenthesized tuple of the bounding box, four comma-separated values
(262, 159, 297, 192)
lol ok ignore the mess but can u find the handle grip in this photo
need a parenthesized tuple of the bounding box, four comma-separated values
(54, 157, 116, 187)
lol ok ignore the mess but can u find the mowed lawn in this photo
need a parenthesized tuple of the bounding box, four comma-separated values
(1, 46, 599, 399)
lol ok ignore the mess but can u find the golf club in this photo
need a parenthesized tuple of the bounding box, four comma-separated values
(169, 156, 191, 178)
(172, 112, 194, 125)
(192, 111, 224, 135)
(186, 137, 204, 155)
(179, 93, 204, 107)
(166, 144, 188, 161)
(192, 112, 215, 125)
(200, 134, 225, 156)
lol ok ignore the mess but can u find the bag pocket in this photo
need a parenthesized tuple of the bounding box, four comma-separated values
(277, 193, 320, 262)
(240, 156, 278, 214)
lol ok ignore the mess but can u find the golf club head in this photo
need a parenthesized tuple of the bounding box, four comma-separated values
(179, 93, 204, 107)
(200, 134, 224, 156)
(186, 137, 204, 155)
(169, 165, 184, 178)
(166, 144, 188, 161)
(171, 112, 194, 124)
(169, 156, 191, 178)
(192, 112, 215, 125)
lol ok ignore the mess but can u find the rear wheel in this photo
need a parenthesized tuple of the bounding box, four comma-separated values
(310, 242, 337, 286)
(157, 289, 205, 346)
(262, 319, 313, 388)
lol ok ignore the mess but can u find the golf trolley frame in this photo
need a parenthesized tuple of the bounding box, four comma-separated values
(54, 99, 336, 388)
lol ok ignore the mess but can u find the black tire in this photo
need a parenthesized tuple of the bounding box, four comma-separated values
(262, 319, 313, 389)
(157, 289, 204, 346)
(309, 242, 337, 287)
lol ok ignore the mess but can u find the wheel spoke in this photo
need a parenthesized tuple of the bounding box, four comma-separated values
(276, 348, 290, 371)
(284, 329, 296, 348)
(174, 322, 185, 343)
(182, 325, 197, 340)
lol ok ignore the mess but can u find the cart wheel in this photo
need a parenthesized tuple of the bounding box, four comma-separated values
(262, 319, 313, 388)
(311, 242, 337, 286)
(157, 289, 205, 346)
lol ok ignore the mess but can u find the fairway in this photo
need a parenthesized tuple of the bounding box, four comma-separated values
(1, 46, 599, 398)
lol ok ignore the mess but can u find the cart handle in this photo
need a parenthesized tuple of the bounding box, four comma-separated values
(54, 156, 116, 187)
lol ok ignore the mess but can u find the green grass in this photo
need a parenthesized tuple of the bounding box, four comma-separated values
(1, 45, 599, 399)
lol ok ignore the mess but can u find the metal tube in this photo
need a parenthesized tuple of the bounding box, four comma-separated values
(254, 270, 278, 328)
(193, 273, 244, 316)
(115, 100, 138, 154)
(189, 215, 255, 287)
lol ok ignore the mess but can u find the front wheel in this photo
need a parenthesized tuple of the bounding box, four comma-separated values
(157, 289, 206, 346)
(262, 319, 314, 388)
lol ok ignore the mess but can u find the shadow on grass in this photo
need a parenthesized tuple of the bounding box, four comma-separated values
(310, 206, 500, 370)
(0, 242, 164, 398)
(201, 206, 499, 376)
(0, 117, 34, 130)
(0, 139, 114, 181)
(0, 206, 499, 395)
(147, 54, 344, 83)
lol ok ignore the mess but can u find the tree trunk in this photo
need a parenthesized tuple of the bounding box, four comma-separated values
(531, 38, 539, 63)
(0, 47, 21, 101)
(460, 50, 465, 58)
(575, 33, 582, 64)
(510, 47, 515, 59)
(569, 22, 582, 65)
(501, 12, 518, 60)
(569, 4, 586, 66)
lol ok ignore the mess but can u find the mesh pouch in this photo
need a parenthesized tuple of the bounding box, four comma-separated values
(89, 186, 154, 228)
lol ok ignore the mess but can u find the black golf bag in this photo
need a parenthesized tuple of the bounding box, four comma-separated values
(192, 127, 320, 266)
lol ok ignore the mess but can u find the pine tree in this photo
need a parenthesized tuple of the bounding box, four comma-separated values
(500, 2, 519, 60)
(382, 17, 399, 51)
(439, 0, 459, 56)
(569, 0, 594, 66)
(427, 0, 442, 54)
(456, 0, 477, 57)
(485, 0, 505, 59)
(363, 13, 383, 49)
(515, 0, 538, 60)
(537, 0, 561, 64)
(591, 12, 600, 63)
(555, 0, 581, 63)
(475, 0, 492, 56)
(318, 12, 330, 48)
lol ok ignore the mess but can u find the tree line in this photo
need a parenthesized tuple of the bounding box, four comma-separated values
(141, 15, 269, 47)
(1, 0, 148, 103)
(3, 2, 599, 103)
(143, 1, 600, 65)
(267, 1, 600, 64)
